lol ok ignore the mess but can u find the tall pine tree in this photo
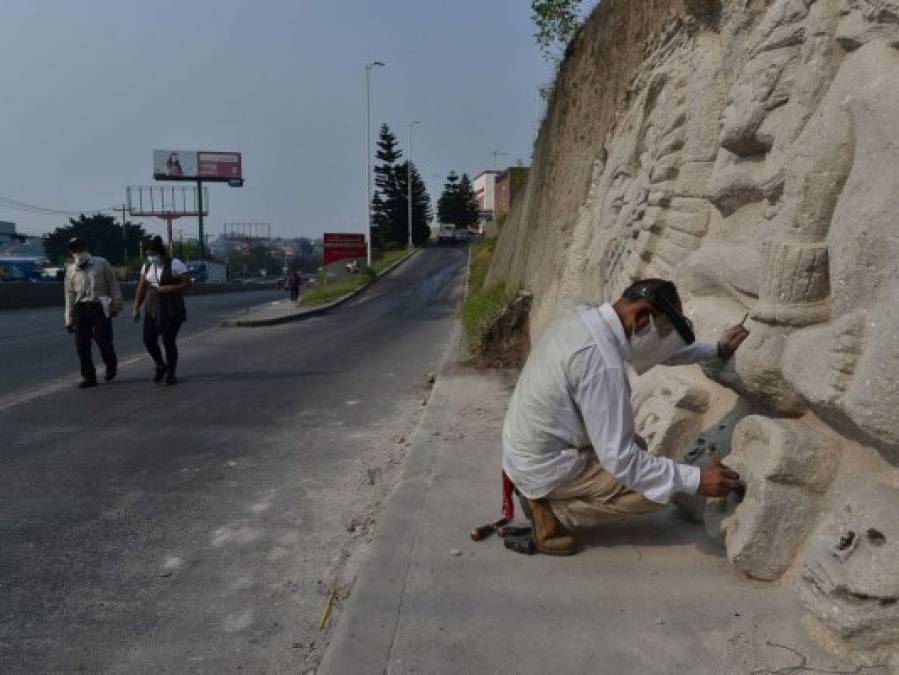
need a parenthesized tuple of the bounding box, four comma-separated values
(436, 171, 479, 229)
(372, 124, 404, 247)
(437, 171, 460, 226)
(456, 173, 481, 230)
(391, 161, 433, 246)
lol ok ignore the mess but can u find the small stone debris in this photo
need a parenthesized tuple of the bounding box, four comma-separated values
(427, 371, 436, 385)
(655, 618, 665, 625)
(345, 517, 357, 533)
(450, 549, 462, 557)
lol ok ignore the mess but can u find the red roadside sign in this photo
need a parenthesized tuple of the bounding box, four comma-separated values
(323, 233, 366, 266)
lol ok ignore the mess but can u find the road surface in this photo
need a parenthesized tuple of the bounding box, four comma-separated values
(0, 246, 467, 673)
(0, 288, 285, 401)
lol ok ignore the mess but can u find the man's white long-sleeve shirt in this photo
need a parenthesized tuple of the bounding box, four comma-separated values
(502, 303, 719, 503)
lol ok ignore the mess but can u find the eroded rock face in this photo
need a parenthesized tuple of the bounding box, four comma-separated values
(487, 0, 899, 661)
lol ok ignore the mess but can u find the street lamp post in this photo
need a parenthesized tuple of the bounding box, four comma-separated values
(407, 120, 421, 249)
(365, 61, 385, 267)
(491, 149, 508, 171)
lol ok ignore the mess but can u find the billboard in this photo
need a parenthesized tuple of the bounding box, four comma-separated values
(323, 233, 366, 266)
(153, 150, 242, 182)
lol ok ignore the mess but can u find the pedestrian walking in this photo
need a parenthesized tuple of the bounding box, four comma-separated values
(287, 270, 301, 303)
(132, 236, 192, 386)
(64, 237, 123, 388)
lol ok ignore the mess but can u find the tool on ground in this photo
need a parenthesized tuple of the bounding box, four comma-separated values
(504, 535, 537, 555)
(470, 517, 509, 541)
(318, 587, 337, 631)
(497, 525, 532, 538)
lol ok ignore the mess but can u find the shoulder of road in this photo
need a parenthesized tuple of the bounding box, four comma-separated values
(221, 249, 420, 327)
(318, 323, 872, 675)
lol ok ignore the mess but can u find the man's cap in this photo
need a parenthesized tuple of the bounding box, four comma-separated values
(68, 237, 86, 251)
(622, 281, 696, 344)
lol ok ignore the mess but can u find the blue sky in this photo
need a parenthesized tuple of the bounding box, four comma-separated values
(0, 1, 552, 239)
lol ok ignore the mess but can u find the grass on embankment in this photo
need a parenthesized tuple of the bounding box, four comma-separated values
(460, 237, 510, 352)
(300, 248, 410, 306)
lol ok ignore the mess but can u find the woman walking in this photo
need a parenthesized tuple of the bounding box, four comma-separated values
(132, 236, 192, 385)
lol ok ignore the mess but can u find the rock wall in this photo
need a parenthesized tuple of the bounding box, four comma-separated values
(488, 0, 899, 664)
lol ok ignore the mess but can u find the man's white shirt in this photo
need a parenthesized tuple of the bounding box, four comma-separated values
(502, 303, 719, 503)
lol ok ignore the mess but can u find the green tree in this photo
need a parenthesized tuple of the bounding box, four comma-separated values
(44, 213, 146, 266)
(531, 0, 583, 63)
(372, 123, 404, 247)
(437, 171, 460, 226)
(436, 171, 479, 230)
(456, 173, 481, 230)
(390, 161, 433, 246)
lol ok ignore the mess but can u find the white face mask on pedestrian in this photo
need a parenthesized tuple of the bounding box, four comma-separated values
(73, 252, 91, 267)
(626, 314, 687, 375)
(147, 254, 162, 266)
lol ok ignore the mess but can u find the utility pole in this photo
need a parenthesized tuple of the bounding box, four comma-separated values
(491, 149, 508, 171)
(407, 121, 421, 249)
(119, 204, 128, 265)
(196, 179, 205, 259)
(365, 60, 385, 267)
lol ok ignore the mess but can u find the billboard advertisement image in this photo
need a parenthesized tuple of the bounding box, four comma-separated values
(154, 150, 242, 182)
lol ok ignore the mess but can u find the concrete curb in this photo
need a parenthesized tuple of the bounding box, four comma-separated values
(318, 321, 464, 675)
(221, 248, 421, 327)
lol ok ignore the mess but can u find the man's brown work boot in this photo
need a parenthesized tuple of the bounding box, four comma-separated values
(522, 497, 576, 556)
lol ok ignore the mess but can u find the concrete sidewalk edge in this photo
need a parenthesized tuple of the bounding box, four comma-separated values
(222, 248, 422, 327)
(318, 321, 465, 674)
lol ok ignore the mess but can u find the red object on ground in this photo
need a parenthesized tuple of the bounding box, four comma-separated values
(502, 471, 515, 520)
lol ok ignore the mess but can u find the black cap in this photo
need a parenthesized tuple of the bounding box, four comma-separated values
(622, 281, 696, 344)
(68, 237, 87, 252)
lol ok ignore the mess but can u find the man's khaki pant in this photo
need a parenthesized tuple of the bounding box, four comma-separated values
(547, 457, 661, 530)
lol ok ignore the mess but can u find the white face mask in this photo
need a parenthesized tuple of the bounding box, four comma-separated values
(147, 254, 162, 266)
(73, 252, 90, 266)
(626, 314, 687, 375)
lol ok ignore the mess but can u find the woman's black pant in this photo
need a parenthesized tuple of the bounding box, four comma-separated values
(143, 316, 182, 376)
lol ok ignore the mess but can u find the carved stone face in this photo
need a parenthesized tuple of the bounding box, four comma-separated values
(799, 483, 899, 650)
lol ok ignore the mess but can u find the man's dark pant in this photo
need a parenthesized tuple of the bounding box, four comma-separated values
(143, 316, 182, 377)
(290, 286, 299, 302)
(74, 302, 117, 381)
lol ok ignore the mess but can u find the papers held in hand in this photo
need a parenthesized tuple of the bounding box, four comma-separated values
(99, 295, 113, 318)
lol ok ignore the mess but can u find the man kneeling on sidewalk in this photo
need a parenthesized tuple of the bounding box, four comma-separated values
(502, 279, 748, 555)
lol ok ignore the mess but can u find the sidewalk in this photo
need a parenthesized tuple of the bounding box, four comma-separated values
(222, 249, 420, 327)
(320, 327, 877, 675)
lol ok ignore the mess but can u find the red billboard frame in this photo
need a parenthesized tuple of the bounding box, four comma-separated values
(323, 233, 366, 266)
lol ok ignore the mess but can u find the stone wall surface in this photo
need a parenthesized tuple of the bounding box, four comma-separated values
(488, 0, 899, 664)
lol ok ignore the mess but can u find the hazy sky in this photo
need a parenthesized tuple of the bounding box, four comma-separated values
(0, 1, 552, 239)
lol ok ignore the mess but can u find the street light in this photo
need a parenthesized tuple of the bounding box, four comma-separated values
(407, 120, 421, 249)
(365, 60, 385, 267)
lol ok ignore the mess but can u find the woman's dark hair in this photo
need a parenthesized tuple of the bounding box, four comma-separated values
(144, 236, 167, 256)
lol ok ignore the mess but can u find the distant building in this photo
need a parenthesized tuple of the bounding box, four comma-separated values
(494, 167, 529, 220)
(0, 221, 16, 240)
(472, 171, 500, 234)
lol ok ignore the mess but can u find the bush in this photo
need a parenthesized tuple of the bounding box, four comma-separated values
(460, 237, 510, 351)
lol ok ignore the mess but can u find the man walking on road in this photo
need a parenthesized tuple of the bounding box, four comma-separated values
(503, 279, 749, 555)
(64, 237, 123, 389)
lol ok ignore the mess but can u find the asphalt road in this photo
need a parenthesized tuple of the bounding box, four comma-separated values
(0, 288, 285, 401)
(0, 246, 467, 673)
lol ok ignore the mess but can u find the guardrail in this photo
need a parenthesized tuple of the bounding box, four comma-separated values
(0, 281, 280, 311)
